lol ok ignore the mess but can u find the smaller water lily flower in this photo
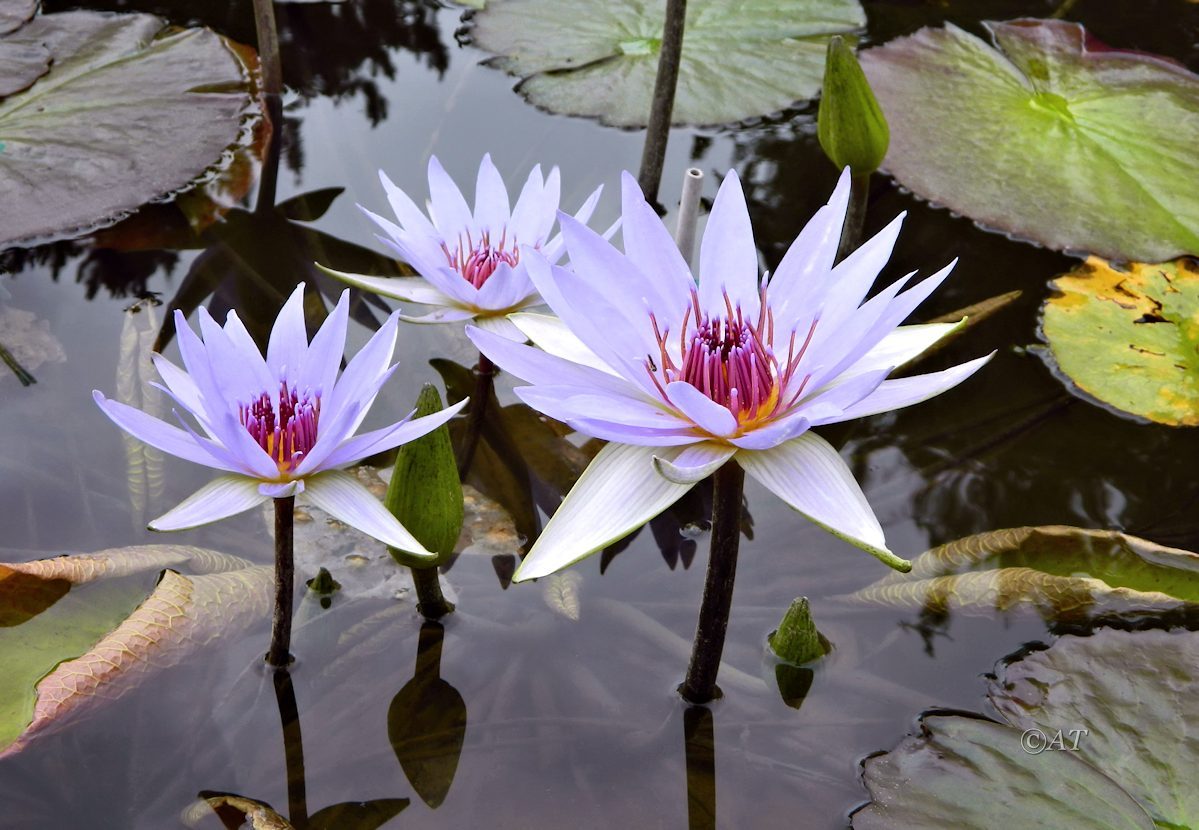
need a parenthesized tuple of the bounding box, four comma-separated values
(321, 154, 604, 341)
(467, 168, 993, 581)
(94, 285, 467, 555)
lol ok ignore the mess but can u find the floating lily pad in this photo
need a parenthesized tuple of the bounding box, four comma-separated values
(853, 628, 1199, 829)
(1041, 257, 1199, 425)
(0, 0, 35, 35)
(860, 19, 1199, 262)
(0, 545, 271, 757)
(0, 27, 50, 98)
(849, 525, 1199, 621)
(0, 11, 255, 246)
(471, 0, 865, 127)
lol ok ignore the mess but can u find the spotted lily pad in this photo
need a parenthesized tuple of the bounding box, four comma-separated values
(860, 19, 1199, 262)
(471, 0, 865, 127)
(1041, 257, 1199, 425)
(0, 11, 256, 246)
(0, 545, 271, 757)
(853, 628, 1199, 829)
(848, 525, 1199, 621)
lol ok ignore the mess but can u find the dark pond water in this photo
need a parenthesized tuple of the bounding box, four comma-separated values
(3, 0, 1199, 827)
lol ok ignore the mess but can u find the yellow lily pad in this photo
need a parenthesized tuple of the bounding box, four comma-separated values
(1041, 256, 1199, 425)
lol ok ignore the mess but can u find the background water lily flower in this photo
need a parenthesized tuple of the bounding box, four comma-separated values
(321, 153, 604, 341)
(468, 169, 993, 581)
(94, 285, 467, 555)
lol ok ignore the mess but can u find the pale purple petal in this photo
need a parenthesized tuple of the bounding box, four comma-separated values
(728, 414, 810, 450)
(320, 311, 398, 429)
(220, 311, 274, 391)
(513, 443, 696, 581)
(379, 169, 438, 237)
(150, 353, 210, 428)
(265, 284, 308, 382)
(557, 417, 702, 446)
(517, 386, 689, 431)
(797, 367, 893, 425)
(304, 470, 433, 558)
(299, 289, 350, 398)
(198, 307, 270, 404)
(652, 442, 736, 484)
(474, 260, 534, 309)
(319, 396, 468, 469)
(148, 475, 269, 531)
(618, 172, 696, 300)
(468, 322, 641, 398)
(508, 164, 548, 243)
(509, 312, 615, 373)
(697, 169, 760, 318)
(473, 152, 511, 233)
(93, 391, 243, 473)
(769, 168, 853, 328)
(360, 206, 452, 277)
(738, 434, 911, 571)
(426, 155, 474, 237)
(838, 321, 962, 378)
(666, 381, 739, 437)
(818, 353, 994, 425)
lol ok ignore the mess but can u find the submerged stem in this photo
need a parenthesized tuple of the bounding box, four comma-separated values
(272, 667, 308, 827)
(412, 564, 455, 620)
(680, 462, 745, 704)
(835, 171, 871, 264)
(457, 352, 495, 477)
(267, 495, 295, 667)
(637, 0, 688, 204)
(0, 341, 36, 386)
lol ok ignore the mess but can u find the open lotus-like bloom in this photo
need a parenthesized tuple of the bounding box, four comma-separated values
(322, 154, 603, 341)
(467, 169, 992, 581)
(94, 285, 467, 555)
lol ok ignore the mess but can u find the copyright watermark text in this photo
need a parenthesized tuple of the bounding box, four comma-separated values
(1020, 727, 1089, 754)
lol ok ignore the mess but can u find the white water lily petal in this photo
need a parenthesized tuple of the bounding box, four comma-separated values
(738, 433, 911, 571)
(265, 284, 308, 381)
(653, 442, 737, 484)
(259, 480, 304, 498)
(698, 170, 760, 318)
(315, 265, 454, 307)
(509, 312, 615, 373)
(401, 307, 478, 325)
(820, 353, 994, 424)
(666, 381, 739, 437)
(514, 443, 695, 581)
(319, 396, 468, 469)
(426, 155, 474, 237)
(472, 313, 527, 342)
(304, 471, 433, 559)
(841, 320, 963, 378)
(149, 475, 269, 531)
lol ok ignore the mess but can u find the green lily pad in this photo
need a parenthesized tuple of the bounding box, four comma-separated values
(470, 0, 865, 127)
(853, 628, 1199, 829)
(848, 525, 1199, 621)
(1041, 257, 1199, 426)
(860, 19, 1199, 262)
(0, 545, 271, 757)
(0, 11, 255, 246)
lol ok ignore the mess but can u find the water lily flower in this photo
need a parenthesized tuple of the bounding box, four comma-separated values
(321, 154, 603, 341)
(94, 285, 467, 555)
(467, 169, 993, 581)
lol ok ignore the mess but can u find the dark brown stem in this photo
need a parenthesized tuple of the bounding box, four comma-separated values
(835, 172, 871, 264)
(412, 564, 455, 620)
(456, 353, 495, 478)
(267, 495, 295, 667)
(251, 0, 283, 97)
(272, 668, 308, 828)
(680, 462, 744, 703)
(636, 0, 687, 204)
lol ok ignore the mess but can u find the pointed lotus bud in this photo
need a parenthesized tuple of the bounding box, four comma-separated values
(817, 36, 890, 174)
(385, 384, 464, 568)
(768, 597, 832, 665)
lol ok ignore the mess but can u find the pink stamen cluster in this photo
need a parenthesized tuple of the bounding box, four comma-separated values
(442, 228, 520, 289)
(240, 382, 321, 471)
(646, 288, 817, 424)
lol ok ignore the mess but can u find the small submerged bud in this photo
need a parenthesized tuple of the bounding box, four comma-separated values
(768, 597, 832, 665)
(817, 36, 890, 174)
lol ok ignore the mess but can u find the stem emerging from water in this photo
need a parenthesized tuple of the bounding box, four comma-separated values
(835, 171, 870, 264)
(457, 352, 495, 477)
(637, 0, 687, 204)
(680, 462, 745, 703)
(412, 565, 455, 620)
(267, 495, 295, 667)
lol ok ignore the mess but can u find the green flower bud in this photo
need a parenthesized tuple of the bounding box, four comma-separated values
(818, 36, 890, 174)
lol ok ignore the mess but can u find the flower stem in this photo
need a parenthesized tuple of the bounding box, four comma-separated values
(272, 667, 308, 826)
(835, 171, 871, 264)
(680, 461, 745, 704)
(637, 0, 688, 204)
(457, 352, 495, 477)
(267, 495, 295, 667)
(412, 564, 455, 620)
(251, 0, 282, 97)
